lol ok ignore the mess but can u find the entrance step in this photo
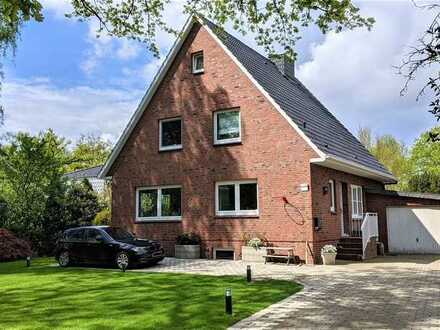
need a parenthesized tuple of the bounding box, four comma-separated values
(337, 237, 363, 261)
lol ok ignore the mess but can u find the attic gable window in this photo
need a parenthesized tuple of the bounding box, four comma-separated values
(214, 109, 241, 145)
(192, 51, 204, 74)
(159, 118, 182, 151)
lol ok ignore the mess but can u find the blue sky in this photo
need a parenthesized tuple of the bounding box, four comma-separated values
(1, 0, 437, 147)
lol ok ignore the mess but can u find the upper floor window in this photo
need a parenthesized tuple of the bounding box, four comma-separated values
(159, 118, 182, 151)
(351, 185, 363, 219)
(329, 180, 336, 213)
(137, 185, 182, 221)
(214, 109, 241, 145)
(192, 51, 204, 74)
(215, 180, 258, 217)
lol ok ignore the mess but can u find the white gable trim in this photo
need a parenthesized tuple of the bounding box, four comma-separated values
(201, 20, 326, 160)
(99, 15, 196, 178)
(311, 155, 397, 184)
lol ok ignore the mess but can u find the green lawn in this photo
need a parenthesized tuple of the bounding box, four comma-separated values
(0, 258, 302, 330)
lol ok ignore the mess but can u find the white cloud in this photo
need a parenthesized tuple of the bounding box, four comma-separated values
(141, 56, 165, 81)
(80, 20, 114, 75)
(1, 78, 143, 143)
(40, 0, 72, 18)
(80, 1, 187, 75)
(116, 40, 141, 60)
(296, 1, 437, 145)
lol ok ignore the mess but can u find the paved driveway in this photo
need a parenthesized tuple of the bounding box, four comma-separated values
(137, 256, 440, 329)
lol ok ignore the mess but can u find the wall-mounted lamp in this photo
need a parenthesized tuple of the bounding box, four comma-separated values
(322, 186, 329, 194)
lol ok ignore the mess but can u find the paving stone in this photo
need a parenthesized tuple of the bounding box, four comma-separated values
(132, 255, 440, 329)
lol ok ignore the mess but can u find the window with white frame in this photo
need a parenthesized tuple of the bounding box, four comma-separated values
(214, 109, 241, 145)
(137, 186, 182, 221)
(215, 180, 258, 216)
(192, 52, 204, 74)
(351, 185, 363, 219)
(329, 179, 336, 213)
(159, 118, 182, 151)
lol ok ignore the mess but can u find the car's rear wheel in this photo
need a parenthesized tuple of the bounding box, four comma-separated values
(58, 251, 70, 267)
(116, 251, 130, 270)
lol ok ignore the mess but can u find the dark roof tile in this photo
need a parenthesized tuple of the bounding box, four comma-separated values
(205, 20, 392, 177)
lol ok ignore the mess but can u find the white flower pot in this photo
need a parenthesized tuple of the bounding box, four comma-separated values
(175, 245, 200, 259)
(241, 246, 267, 262)
(321, 252, 337, 265)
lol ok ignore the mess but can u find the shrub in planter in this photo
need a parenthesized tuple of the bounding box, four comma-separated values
(0, 229, 32, 262)
(241, 235, 269, 262)
(321, 244, 337, 265)
(175, 233, 201, 259)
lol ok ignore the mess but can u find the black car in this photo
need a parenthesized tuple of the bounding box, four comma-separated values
(55, 226, 164, 269)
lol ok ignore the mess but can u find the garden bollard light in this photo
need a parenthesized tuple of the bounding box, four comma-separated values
(225, 288, 232, 315)
(246, 265, 252, 282)
(26, 256, 31, 267)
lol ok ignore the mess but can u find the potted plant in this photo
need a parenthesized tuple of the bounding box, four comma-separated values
(175, 233, 201, 259)
(321, 244, 337, 265)
(241, 236, 268, 262)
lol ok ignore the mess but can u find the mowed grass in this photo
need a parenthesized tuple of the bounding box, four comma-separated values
(0, 258, 302, 330)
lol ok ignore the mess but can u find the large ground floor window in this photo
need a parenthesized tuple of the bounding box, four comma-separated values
(136, 185, 182, 221)
(215, 180, 258, 216)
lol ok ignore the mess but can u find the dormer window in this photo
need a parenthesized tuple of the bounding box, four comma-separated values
(192, 51, 204, 74)
(159, 117, 182, 151)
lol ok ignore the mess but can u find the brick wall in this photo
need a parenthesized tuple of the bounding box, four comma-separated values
(109, 23, 318, 263)
(310, 164, 384, 262)
(366, 193, 440, 251)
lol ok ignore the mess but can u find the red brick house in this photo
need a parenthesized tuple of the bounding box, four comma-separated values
(99, 16, 440, 263)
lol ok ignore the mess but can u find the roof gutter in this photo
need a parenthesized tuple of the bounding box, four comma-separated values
(310, 155, 397, 184)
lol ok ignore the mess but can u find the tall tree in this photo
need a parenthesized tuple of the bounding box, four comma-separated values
(0, 130, 70, 238)
(0, 130, 102, 253)
(68, 134, 111, 172)
(67, 0, 374, 59)
(357, 127, 373, 151)
(405, 126, 440, 193)
(398, 3, 440, 140)
(358, 127, 408, 191)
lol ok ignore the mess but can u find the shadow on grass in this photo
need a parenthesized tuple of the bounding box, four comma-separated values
(0, 258, 302, 329)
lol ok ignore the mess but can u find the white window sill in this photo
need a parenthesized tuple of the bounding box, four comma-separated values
(214, 138, 241, 145)
(136, 217, 182, 222)
(192, 69, 204, 74)
(215, 211, 259, 217)
(159, 145, 182, 152)
(352, 215, 363, 220)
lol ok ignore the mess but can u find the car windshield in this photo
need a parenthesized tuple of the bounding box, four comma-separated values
(104, 227, 134, 241)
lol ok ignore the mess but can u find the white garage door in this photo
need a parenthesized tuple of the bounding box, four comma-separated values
(387, 207, 440, 254)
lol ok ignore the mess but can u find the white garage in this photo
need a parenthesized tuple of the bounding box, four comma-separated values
(387, 207, 440, 254)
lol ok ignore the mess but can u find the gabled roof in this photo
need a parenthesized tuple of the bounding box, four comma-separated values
(66, 165, 103, 180)
(99, 16, 396, 184)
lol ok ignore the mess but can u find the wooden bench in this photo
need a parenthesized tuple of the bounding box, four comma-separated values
(263, 247, 295, 265)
